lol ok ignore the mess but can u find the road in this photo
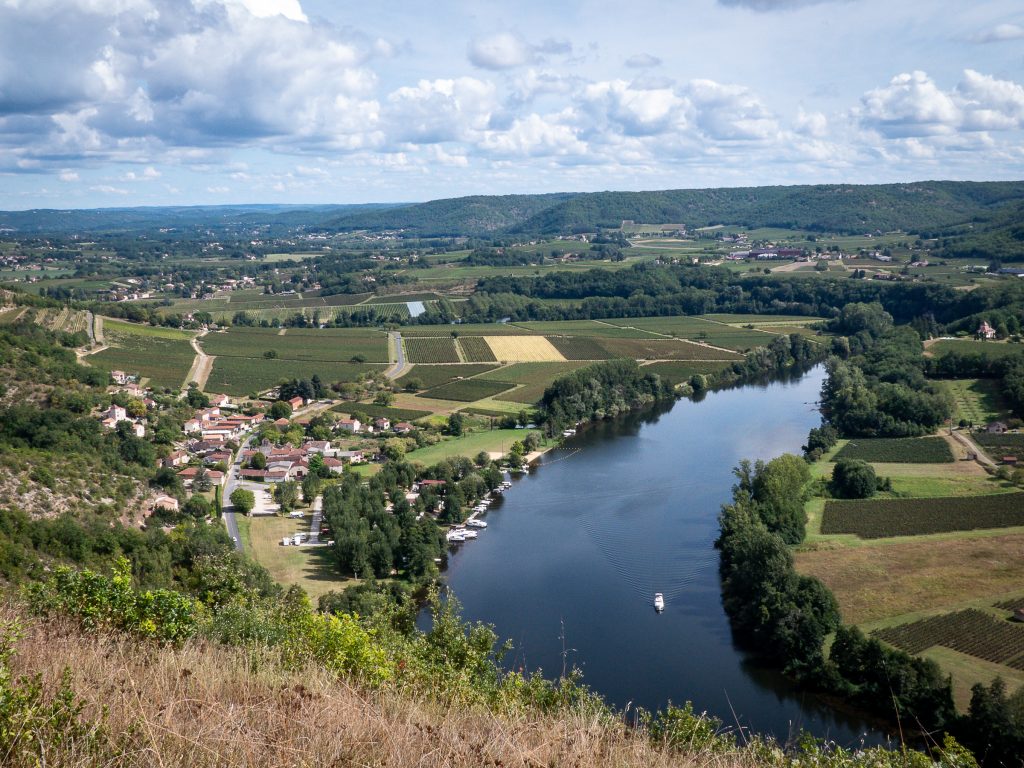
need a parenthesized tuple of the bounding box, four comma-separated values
(383, 331, 411, 380)
(950, 429, 997, 470)
(222, 433, 256, 552)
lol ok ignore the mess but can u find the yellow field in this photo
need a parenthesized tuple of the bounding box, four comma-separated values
(484, 336, 566, 362)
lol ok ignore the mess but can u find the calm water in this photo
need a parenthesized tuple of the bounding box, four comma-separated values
(433, 366, 886, 747)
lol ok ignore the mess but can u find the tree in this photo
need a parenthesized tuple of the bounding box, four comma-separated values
(373, 390, 394, 407)
(183, 495, 212, 519)
(275, 480, 299, 513)
(230, 488, 255, 514)
(249, 451, 267, 470)
(381, 438, 406, 461)
(263, 350, 278, 359)
(269, 400, 292, 420)
(192, 466, 213, 492)
(831, 458, 877, 499)
(447, 412, 464, 436)
(474, 450, 491, 468)
(403, 377, 424, 392)
(302, 473, 322, 504)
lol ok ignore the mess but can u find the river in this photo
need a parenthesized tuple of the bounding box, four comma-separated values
(434, 365, 885, 747)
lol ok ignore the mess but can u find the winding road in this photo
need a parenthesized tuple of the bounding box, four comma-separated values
(222, 433, 255, 552)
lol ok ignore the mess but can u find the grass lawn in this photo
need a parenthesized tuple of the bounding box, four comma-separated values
(235, 513, 350, 600)
(405, 428, 538, 464)
(922, 646, 1024, 710)
(929, 339, 1024, 359)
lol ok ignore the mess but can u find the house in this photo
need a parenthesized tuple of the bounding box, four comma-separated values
(208, 393, 231, 408)
(240, 468, 267, 480)
(374, 417, 391, 432)
(987, 421, 1008, 434)
(274, 417, 291, 429)
(393, 422, 414, 434)
(1002, 456, 1019, 466)
(162, 450, 189, 468)
(131, 421, 145, 438)
(151, 495, 179, 513)
(204, 451, 233, 466)
(265, 468, 290, 483)
(287, 396, 304, 410)
(322, 456, 345, 474)
(177, 467, 224, 488)
(103, 404, 127, 423)
(978, 321, 997, 340)
(304, 440, 333, 456)
(418, 479, 446, 490)
(338, 418, 361, 433)
(337, 450, 365, 464)
(183, 418, 203, 434)
(111, 370, 129, 385)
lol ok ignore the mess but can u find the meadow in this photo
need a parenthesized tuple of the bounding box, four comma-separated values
(929, 339, 1024, 359)
(944, 379, 1010, 425)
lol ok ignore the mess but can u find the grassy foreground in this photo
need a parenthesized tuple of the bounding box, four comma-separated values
(1, 603, 976, 768)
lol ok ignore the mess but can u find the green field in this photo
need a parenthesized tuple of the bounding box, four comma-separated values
(201, 327, 389, 363)
(873, 609, 1024, 670)
(205, 357, 383, 396)
(512, 320, 658, 338)
(604, 316, 780, 350)
(833, 437, 954, 463)
(401, 323, 534, 337)
(701, 313, 824, 325)
(396, 364, 499, 390)
(404, 336, 460, 363)
(86, 320, 196, 390)
(930, 339, 1024, 359)
(457, 336, 498, 362)
(974, 433, 1024, 458)
(332, 403, 433, 422)
(821, 492, 1024, 538)
(944, 379, 1011, 425)
(547, 336, 612, 360)
(596, 337, 742, 361)
(235, 514, 345, 600)
(405, 428, 536, 464)
(420, 378, 514, 402)
(640, 360, 733, 383)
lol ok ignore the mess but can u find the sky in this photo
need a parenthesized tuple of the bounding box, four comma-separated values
(0, 0, 1022, 209)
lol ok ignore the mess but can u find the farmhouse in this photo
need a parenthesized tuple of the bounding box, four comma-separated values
(287, 396, 304, 410)
(987, 421, 1008, 434)
(977, 321, 997, 340)
(338, 418, 361, 433)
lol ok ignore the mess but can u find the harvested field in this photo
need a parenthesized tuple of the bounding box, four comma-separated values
(821, 492, 1024, 538)
(484, 336, 566, 362)
(832, 437, 954, 463)
(795, 533, 1024, 624)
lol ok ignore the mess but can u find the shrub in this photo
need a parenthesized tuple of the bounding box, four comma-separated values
(831, 459, 877, 499)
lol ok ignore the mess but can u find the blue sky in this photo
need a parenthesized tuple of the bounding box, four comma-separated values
(1, 0, 1022, 209)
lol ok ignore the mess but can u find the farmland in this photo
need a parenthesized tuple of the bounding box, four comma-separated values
(604, 316, 786, 351)
(974, 432, 1024, 457)
(86, 320, 196, 390)
(200, 327, 389, 363)
(396, 364, 498, 389)
(944, 378, 1011, 426)
(205, 357, 383, 396)
(404, 336, 460, 363)
(457, 335, 498, 362)
(820, 492, 1024, 538)
(596, 337, 742, 361)
(832, 437, 954, 463)
(332, 403, 434, 422)
(546, 336, 610, 360)
(484, 335, 566, 362)
(405, 428, 539, 465)
(420, 378, 515, 402)
(641, 360, 734, 383)
(929, 339, 1024, 359)
(872, 609, 1024, 666)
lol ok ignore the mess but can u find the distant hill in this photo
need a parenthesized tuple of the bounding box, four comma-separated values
(326, 192, 577, 236)
(325, 181, 1024, 237)
(0, 203, 401, 234)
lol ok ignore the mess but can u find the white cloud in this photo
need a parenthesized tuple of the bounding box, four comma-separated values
(232, 0, 308, 23)
(718, 0, 853, 10)
(858, 71, 960, 137)
(624, 54, 662, 69)
(956, 70, 1024, 131)
(90, 184, 127, 194)
(386, 78, 496, 144)
(469, 32, 534, 70)
(970, 23, 1024, 43)
(58, 171, 79, 182)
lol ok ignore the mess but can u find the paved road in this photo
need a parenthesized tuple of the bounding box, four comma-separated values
(383, 331, 411, 380)
(950, 429, 997, 470)
(309, 495, 323, 544)
(222, 433, 256, 552)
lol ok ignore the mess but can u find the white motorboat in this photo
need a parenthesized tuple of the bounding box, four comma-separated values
(461, 529, 478, 539)
(446, 530, 466, 543)
(466, 519, 487, 528)
(654, 593, 665, 612)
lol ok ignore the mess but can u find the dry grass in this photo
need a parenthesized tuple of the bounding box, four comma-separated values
(484, 336, 567, 362)
(795, 533, 1024, 624)
(6, 607, 753, 768)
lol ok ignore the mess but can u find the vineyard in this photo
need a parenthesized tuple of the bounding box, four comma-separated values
(598, 337, 742, 361)
(87, 329, 196, 390)
(396, 364, 498, 389)
(821, 492, 1024, 538)
(403, 336, 461, 363)
(873, 609, 1024, 669)
(641, 360, 733, 383)
(832, 437, 954, 463)
(547, 336, 612, 360)
(995, 597, 1024, 612)
(205, 357, 383, 396)
(332, 403, 432, 422)
(975, 433, 1024, 457)
(457, 336, 497, 362)
(201, 327, 389, 363)
(421, 378, 515, 402)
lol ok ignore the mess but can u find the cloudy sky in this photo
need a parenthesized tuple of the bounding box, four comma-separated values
(1, 0, 1022, 209)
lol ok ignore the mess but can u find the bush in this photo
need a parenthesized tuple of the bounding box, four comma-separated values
(229, 488, 255, 514)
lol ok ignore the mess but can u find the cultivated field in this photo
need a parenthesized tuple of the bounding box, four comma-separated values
(929, 339, 1024, 359)
(404, 336, 460, 363)
(456, 336, 498, 362)
(86, 320, 196, 390)
(873, 608, 1024, 665)
(944, 378, 1010, 425)
(484, 335, 566, 362)
(201, 327, 389, 363)
(596, 337, 742, 361)
(420, 378, 515, 402)
(396, 364, 498, 389)
(205, 357, 383, 396)
(821, 492, 1024, 538)
(546, 336, 611, 360)
(332, 403, 433, 422)
(832, 437, 954, 463)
